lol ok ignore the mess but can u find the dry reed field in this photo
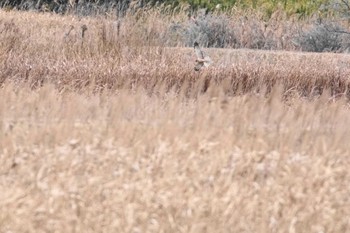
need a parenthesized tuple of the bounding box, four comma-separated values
(1, 9, 350, 233)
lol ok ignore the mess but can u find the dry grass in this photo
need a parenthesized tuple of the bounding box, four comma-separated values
(2, 10, 350, 97)
(1, 9, 350, 233)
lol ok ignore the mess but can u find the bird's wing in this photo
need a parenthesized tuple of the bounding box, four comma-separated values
(203, 55, 212, 67)
(194, 42, 205, 60)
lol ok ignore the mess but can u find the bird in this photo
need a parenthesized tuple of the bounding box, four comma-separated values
(194, 41, 212, 71)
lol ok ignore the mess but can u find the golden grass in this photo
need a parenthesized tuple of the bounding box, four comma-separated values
(2, 10, 350, 97)
(1, 9, 350, 232)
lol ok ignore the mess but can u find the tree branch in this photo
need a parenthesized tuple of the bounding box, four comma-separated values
(341, 0, 350, 11)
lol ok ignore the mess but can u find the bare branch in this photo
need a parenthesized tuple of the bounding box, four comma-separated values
(341, 0, 350, 11)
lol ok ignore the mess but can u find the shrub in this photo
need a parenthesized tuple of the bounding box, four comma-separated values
(167, 10, 295, 50)
(169, 13, 238, 48)
(296, 22, 345, 52)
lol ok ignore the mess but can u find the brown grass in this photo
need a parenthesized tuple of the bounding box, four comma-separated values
(1, 9, 350, 233)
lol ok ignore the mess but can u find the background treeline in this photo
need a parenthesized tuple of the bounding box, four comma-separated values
(0, 0, 343, 17)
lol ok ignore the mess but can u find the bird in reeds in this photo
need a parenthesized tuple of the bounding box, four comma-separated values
(194, 41, 212, 71)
